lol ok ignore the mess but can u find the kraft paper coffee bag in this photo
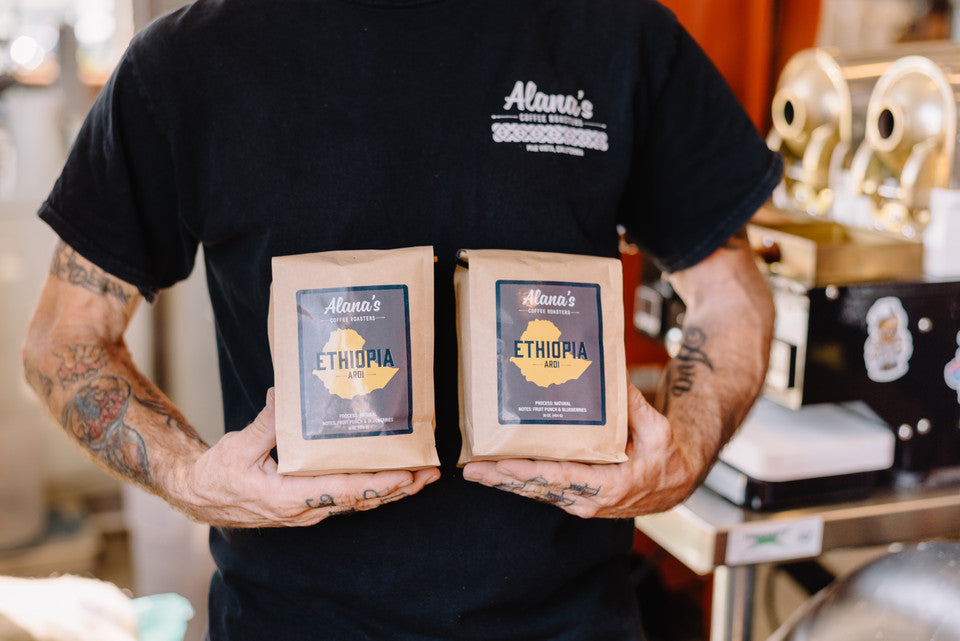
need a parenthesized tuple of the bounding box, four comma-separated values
(270, 246, 440, 475)
(454, 249, 628, 465)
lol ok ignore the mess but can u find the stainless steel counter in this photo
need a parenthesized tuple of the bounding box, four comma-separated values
(634, 483, 960, 641)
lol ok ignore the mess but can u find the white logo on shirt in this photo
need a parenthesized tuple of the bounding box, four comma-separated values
(491, 80, 609, 157)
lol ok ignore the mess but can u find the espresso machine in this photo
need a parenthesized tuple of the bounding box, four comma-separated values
(638, 42, 960, 510)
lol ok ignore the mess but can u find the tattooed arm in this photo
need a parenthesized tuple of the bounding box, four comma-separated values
(23, 242, 439, 527)
(463, 226, 774, 517)
(651, 227, 774, 483)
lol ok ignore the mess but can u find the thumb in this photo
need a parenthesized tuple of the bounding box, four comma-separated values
(627, 379, 654, 417)
(242, 387, 277, 451)
(625, 380, 658, 458)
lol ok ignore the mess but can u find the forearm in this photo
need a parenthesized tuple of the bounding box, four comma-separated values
(24, 338, 206, 490)
(655, 230, 774, 475)
(23, 243, 440, 529)
(462, 231, 774, 518)
(21, 244, 208, 506)
(22, 334, 208, 499)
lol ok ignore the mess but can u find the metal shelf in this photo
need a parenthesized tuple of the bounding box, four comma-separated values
(635, 483, 960, 640)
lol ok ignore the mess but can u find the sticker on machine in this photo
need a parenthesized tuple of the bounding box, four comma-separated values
(945, 332, 960, 404)
(863, 296, 913, 383)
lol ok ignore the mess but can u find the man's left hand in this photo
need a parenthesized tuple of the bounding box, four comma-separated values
(463, 381, 706, 519)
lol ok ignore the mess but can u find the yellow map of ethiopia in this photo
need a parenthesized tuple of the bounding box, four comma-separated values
(509, 319, 592, 388)
(312, 329, 398, 400)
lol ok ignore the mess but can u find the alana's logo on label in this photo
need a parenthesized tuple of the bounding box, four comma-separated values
(522, 288, 576, 308)
(509, 319, 592, 388)
(491, 80, 609, 157)
(323, 295, 381, 315)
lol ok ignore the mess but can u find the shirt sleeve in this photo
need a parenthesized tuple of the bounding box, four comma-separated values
(620, 11, 783, 272)
(38, 41, 197, 303)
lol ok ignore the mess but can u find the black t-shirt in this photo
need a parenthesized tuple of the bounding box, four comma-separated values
(40, 0, 781, 639)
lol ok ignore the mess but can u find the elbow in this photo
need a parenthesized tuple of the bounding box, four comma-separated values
(735, 269, 775, 401)
(739, 256, 776, 351)
(752, 288, 776, 401)
(757, 275, 776, 346)
(21, 318, 54, 401)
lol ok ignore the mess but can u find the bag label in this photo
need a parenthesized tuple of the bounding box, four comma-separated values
(496, 280, 605, 425)
(297, 285, 412, 439)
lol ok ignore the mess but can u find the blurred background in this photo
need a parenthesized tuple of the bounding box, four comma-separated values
(0, 1, 957, 640)
(0, 2, 220, 640)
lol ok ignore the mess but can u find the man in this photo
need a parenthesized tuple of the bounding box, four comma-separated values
(22, 0, 780, 638)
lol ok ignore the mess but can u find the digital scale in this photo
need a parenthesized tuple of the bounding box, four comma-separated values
(704, 399, 895, 511)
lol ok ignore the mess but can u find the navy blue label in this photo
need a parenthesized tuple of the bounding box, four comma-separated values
(496, 280, 605, 425)
(297, 285, 413, 439)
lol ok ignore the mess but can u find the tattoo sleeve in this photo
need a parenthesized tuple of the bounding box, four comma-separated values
(50, 243, 131, 304)
(23, 242, 208, 494)
(658, 326, 714, 415)
(23, 362, 54, 403)
(53, 344, 107, 388)
(135, 393, 205, 445)
(60, 375, 152, 485)
(653, 228, 775, 475)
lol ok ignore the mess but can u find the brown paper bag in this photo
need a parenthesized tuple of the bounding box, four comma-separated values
(270, 246, 439, 475)
(455, 249, 628, 465)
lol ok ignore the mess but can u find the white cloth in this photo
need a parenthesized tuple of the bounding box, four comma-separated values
(0, 575, 137, 641)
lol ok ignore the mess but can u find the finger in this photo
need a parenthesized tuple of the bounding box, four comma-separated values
(626, 379, 665, 435)
(625, 379, 672, 458)
(463, 459, 559, 486)
(279, 475, 407, 523)
(464, 459, 606, 513)
(350, 470, 438, 512)
(461, 460, 498, 484)
(260, 453, 279, 474)
(412, 466, 442, 487)
(464, 460, 571, 504)
(627, 379, 652, 413)
(504, 459, 608, 505)
(291, 467, 441, 518)
(240, 387, 278, 455)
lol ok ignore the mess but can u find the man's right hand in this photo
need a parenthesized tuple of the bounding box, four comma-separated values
(175, 388, 441, 528)
(23, 242, 439, 530)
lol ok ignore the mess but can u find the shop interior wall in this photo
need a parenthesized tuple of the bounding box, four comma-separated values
(658, 0, 821, 133)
